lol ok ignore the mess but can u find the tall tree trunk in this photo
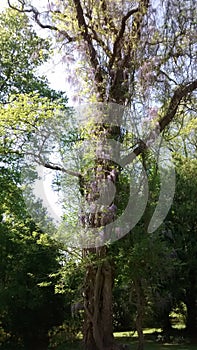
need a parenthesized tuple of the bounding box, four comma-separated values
(83, 248, 115, 350)
(162, 306, 172, 336)
(80, 118, 124, 350)
(134, 278, 145, 350)
(186, 299, 197, 339)
(185, 270, 197, 339)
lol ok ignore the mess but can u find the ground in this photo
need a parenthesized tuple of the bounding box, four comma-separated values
(55, 329, 197, 350)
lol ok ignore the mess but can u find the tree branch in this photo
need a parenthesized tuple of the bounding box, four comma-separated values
(25, 152, 81, 178)
(100, 0, 118, 35)
(39, 161, 81, 178)
(109, 7, 139, 68)
(73, 0, 104, 88)
(123, 0, 150, 69)
(122, 79, 197, 166)
(7, 0, 32, 13)
(88, 26, 112, 59)
(159, 79, 197, 131)
(158, 70, 178, 85)
(108, 1, 149, 100)
(7, 0, 74, 43)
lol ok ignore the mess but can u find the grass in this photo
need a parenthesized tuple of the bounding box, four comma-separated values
(125, 341, 197, 350)
(114, 328, 162, 338)
(55, 329, 197, 350)
(56, 340, 197, 350)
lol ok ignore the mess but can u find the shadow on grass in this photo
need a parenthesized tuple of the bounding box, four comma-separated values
(115, 337, 197, 350)
(56, 330, 197, 350)
(55, 342, 81, 350)
(56, 339, 197, 350)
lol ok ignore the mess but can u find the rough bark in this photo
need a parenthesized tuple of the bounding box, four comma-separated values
(162, 308, 172, 335)
(83, 248, 115, 350)
(81, 132, 122, 350)
(134, 278, 145, 350)
(185, 270, 197, 339)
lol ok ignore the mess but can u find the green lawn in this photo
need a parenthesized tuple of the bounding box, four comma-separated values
(126, 341, 196, 350)
(56, 330, 196, 350)
(114, 329, 195, 350)
(56, 341, 197, 350)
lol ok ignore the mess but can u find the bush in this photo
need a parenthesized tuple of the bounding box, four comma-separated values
(49, 318, 82, 349)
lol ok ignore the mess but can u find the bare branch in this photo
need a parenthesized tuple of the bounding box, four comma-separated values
(7, 0, 74, 43)
(159, 79, 197, 131)
(84, 301, 94, 323)
(7, 0, 32, 13)
(108, 1, 150, 100)
(25, 151, 81, 177)
(109, 7, 139, 68)
(123, 0, 150, 69)
(39, 160, 81, 178)
(32, 9, 73, 42)
(100, 0, 118, 35)
(73, 0, 104, 88)
(159, 69, 178, 85)
(122, 79, 197, 166)
(90, 27, 112, 59)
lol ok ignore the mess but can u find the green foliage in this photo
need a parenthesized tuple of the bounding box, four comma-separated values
(0, 8, 67, 103)
(49, 321, 82, 348)
(0, 7, 75, 350)
(0, 166, 66, 348)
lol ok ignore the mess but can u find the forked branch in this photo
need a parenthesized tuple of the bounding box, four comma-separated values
(109, 6, 139, 68)
(7, 0, 74, 43)
(100, 0, 118, 35)
(73, 0, 103, 86)
(122, 79, 197, 166)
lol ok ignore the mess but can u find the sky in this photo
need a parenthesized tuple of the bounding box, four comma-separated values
(0, 0, 72, 101)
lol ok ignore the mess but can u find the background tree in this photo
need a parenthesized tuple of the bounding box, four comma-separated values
(0, 8, 68, 103)
(0, 8, 72, 350)
(165, 156, 197, 339)
(0, 166, 67, 350)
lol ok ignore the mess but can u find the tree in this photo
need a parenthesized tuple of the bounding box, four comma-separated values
(0, 7, 68, 103)
(114, 168, 178, 350)
(157, 111, 197, 338)
(0, 165, 67, 350)
(0, 8, 72, 349)
(6, 1, 197, 349)
(165, 155, 197, 339)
